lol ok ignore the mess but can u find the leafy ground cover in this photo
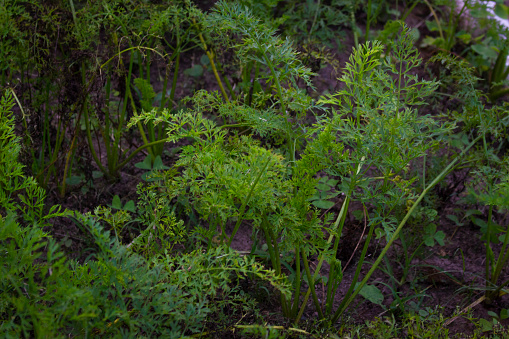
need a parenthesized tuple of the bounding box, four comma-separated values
(1, 0, 509, 337)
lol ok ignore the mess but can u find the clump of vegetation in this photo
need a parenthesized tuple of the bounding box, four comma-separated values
(1, 0, 509, 337)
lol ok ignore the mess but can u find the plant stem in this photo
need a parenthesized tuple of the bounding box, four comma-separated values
(330, 134, 482, 322)
(227, 157, 271, 247)
(301, 248, 324, 319)
(193, 18, 229, 102)
(291, 245, 302, 317)
(365, 0, 372, 42)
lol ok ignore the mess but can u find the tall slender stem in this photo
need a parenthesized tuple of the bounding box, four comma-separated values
(330, 134, 482, 322)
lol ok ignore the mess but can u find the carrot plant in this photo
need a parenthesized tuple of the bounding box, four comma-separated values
(207, 0, 316, 162)
(294, 25, 474, 324)
(5, 0, 509, 335)
(0, 88, 289, 337)
(471, 165, 509, 304)
(128, 17, 494, 325)
(422, 0, 473, 52)
(430, 48, 509, 307)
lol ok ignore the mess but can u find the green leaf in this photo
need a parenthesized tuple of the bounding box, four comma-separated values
(479, 318, 493, 332)
(316, 183, 331, 191)
(501, 309, 508, 320)
(135, 155, 152, 170)
(184, 64, 204, 78)
(153, 155, 170, 170)
(326, 178, 338, 186)
(424, 237, 435, 247)
(465, 209, 482, 218)
(200, 54, 210, 65)
(324, 192, 340, 200)
(434, 231, 445, 246)
(424, 223, 437, 235)
(470, 8, 491, 18)
(312, 200, 335, 209)
(455, 32, 471, 44)
(472, 44, 498, 60)
(473, 217, 487, 230)
(419, 309, 429, 317)
(425, 20, 440, 32)
(92, 171, 103, 179)
(65, 175, 83, 186)
(446, 214, 463, 226)
(359, 284, 384, 305)
(494, 4, 509, 19)
(112, 195, 122, 210)
(124, 200, 136, 213)
(487, 311, 498, 318)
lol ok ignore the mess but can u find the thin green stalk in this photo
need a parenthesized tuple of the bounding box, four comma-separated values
(423, 0, 444, 42)
(400, 235, 424, 285)
(490, 218, 509, 289)
(262, 220, 278, 273)
(143, 41, 158, 157)
(168, 52, 180, 108)
(222, 72, 236, 101)
(155, 52, 179, 156)
(291, 245, 301, 317)
(138, 50, 144, 79)
(296, 192, 352, 323)
(331, 213, 376, 322)
(114, 138, 168, 171)
(267, 224, 290, 316)
(193, 18, 229, 102)
(422, 153, 426, 190)
(486, 204, 493, 291)
(116, 51, 138, 165)
(400, 1, 420, 21)
(84, 91, 108, 176)
(40, 83, 51, 185)
(261, 216, 289, 315)
(383, 255, 397, 288)
(295, 160, 364, 324)
(324, 193, 351, 313)
(61, 62, 91, 194)
(146, 39, 152, 84)
(301, 249, 324, 319)
(365, 0, 372, 42)
(42, 117, 64, 185)
(103, 70, 113, 174)
(227, 157, 271, 246)
(308, 0, 321, 42)
(60, 128, 78, 197)
(350, 1, 359, 47)
(128, 84, 153, 160)
(247, 62, 260, 107)
(448, 1, 468, 51)
(330, 134, 482, 322)
(99, 46, 165, 71)
(259, 46, 295, 163)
